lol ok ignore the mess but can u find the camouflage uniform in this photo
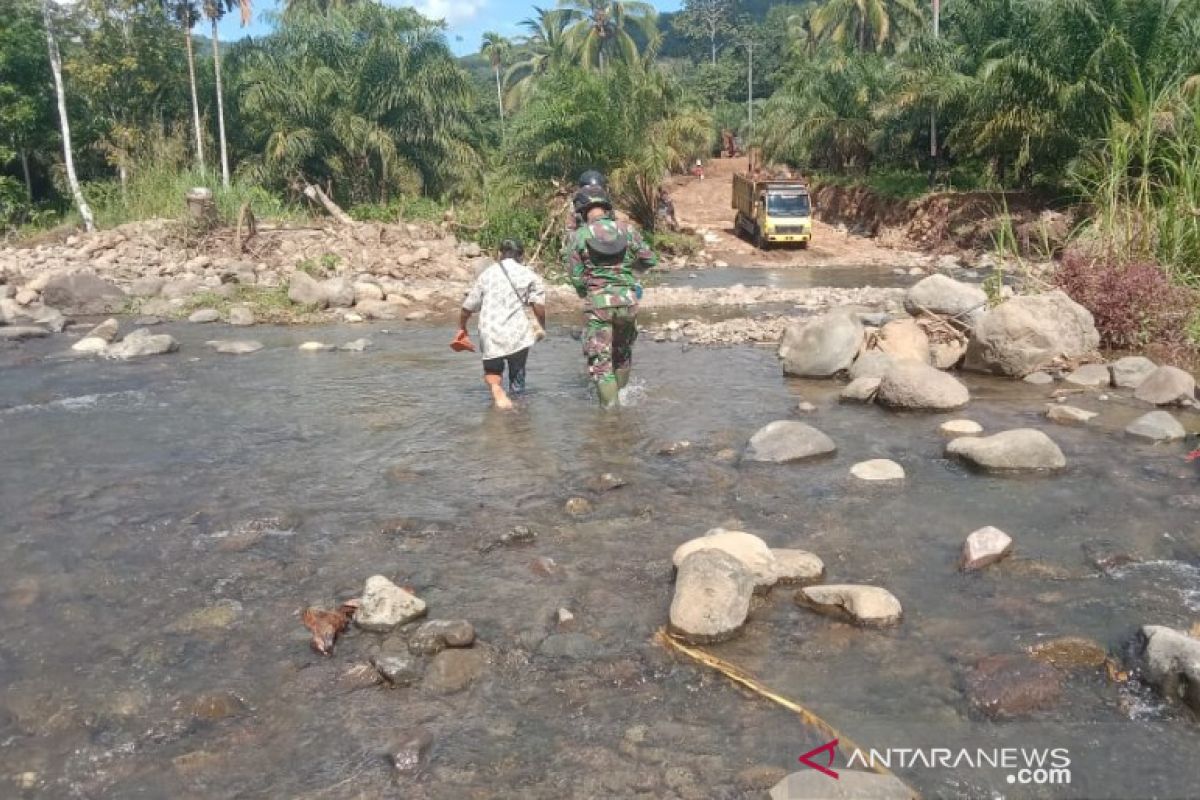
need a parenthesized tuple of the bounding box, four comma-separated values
(565, 216, 658, 389)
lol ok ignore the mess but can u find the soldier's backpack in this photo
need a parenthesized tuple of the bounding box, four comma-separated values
(584, 219, 628, 267)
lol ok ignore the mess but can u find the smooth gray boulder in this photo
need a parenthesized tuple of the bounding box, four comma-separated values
(104, 328, 179, 359)
(208, 339, 263, 355)
(778, 311, 863, 377)
(961, 526, 1014, 571)
(1045, 405, 1096, 425)
(288, 271, 328, 308)
(875, 318, 931, 364)
(904, 274, 987, 319)
(939, 419, 983, 437)
(850, 459, 905, 482)
(0, 326, 49, 341)
(1110, 356, 1157, 389)
(876, 360, 970, 410)
(769, 549, 825, 586)
(848, 350, 895, 381)
(965, 291, 1099, 377)
(228, 305, 256, 326)
(1135, 625, 1200, 712)
(1064, 364, 1111, 388)
(321, 276, 355, 308)
(744, 421, 837, 463)
(947, 428, 1066, 471)
(354, 575, 426, 632)
(1134, 366, 1196, 406)
(796, 584, 902, 627)
(840, 377, 881, 403)
(673, 528, 777, 590)
(188, 308, 220, 323)
(1125, 411, 1186, 442)
(669, 549, 755, 644)
(42, 272, 127, 314)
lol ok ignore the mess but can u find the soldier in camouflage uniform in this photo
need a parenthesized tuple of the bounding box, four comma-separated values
(563, 184, 658, 408)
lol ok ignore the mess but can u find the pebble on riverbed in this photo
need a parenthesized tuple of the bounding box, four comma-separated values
(372, 654, 422, 686)
(1045, 404, 1096, 425)
(939, 419, 982, 437)
(946, 428, 1066, 471)
(390, 727, 434, 773)
(1125, 410, 1186, 442)
(795, 584, 903, 627)
(408, 619, 475, 655)
(960, 526, 1013, 571)
(669, 549, 755, 644)
(850, 459, 905, 482)
(354, 575, 426, 632)
(744, 420, 837, 463)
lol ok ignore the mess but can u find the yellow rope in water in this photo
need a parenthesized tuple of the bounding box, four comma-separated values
(654, 627, 918, 795)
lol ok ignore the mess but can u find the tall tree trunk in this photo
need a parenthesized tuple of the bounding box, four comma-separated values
(19, 149, 32, 201)
(43, 1, 94, 232)
(183, 10, 206, 176)
(211, 17, 230, 189)
(493, 65, 505, 130)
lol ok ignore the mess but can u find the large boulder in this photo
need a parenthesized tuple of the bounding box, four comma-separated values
(964, 291, 1100, 377)
(103, 328, 179, 360)
(288, 271, 329, 308)
(848, 350, 895, 381)
(672, 529, 776, 590)
(946, 428, 1066, 471)
(1125, 411, 1186, 442)
(796, 584, 902, 627)
(42, 272, 127, 314)
(904, 274, 987, 319)
(876, 361, 970, 410)
(1134, 625, 1200, 712)
(744, 421, 837, 463)
(778, 311, 863, 377)
(669, 549, 755, 644)
(960, 526, 1014, 571)
(1110, 356, 1157, 389)
(321, 277, 355, 308)
(1133, 366, 1196, 406)
(875, 319, 931, 364)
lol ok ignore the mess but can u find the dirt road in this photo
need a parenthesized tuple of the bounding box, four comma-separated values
(665, 156, 928, 270)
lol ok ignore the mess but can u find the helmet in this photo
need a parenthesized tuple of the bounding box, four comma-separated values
(499, 238, 524, 260)
(584, 218, 628, 266)
(578, 170, 606, 189)
(573, 187, 613, 217)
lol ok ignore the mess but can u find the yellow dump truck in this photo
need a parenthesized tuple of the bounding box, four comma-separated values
(732, 173, 813, 249)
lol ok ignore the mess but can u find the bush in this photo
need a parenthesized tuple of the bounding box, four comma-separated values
(1054, 251, 1200, 353)
(649, 230, 702, 256)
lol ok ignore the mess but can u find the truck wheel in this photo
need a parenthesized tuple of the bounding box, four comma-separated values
(754, 227, 769, 250)
(799, 240, 809, 250)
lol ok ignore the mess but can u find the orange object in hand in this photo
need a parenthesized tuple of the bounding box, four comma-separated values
(450, 329, 476, 352)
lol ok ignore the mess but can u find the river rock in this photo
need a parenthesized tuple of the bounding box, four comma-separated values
(965, 654, 1063, 717)
(1125, 410, 1186, 442)
(321, 277, 355, 308)
(930, 337, 968, 370)
(228, 306, 255, 326)
(669, 549, 755, 644)
(338, 337, 370, 352)
(564, 496, 592, 516)
(965, 291, 1099, 377)
(288, 271, 328, 308)
(209, 340, 263, 355)
(770, 549, 825, 585)
(840, 377, 880, 403)
(14, 288, 37, 306)
(961, 526, 1013, 571)
(848, 350, 895, 380)
(372, 654, 422, 686)
(876, 360, 970, 410)
(1134, 366, 1196, 406)
(42, 272, 127, 314)
(796, 584, 902, 627)
(673, 528, 776, 589)
(770, 769, 917, 800)
(104, 328, 179, 359)
(1110, 356, 1157, 389)
(905, 274, 986, 319)
(354, 575, 426, 632)
(422, 648, 484, 694)
(353, 281, 384, 304)
(1029, 637, 1108, 670)
(946, 429, 1066, 471)
(850, 459, 905, 482)
(940, 419, 982, 437)
(1023, 371, 1055, 385)
(188, 308, 220, 323)
(161, 277, 201, 301)
(876, 319, 931, 364)
(1064, 364, 1111, 388)
(778, 310, 863, 377)
(129, 276, 164, 298)
(84, 318, 119, 343)
(1045, 405, 1096, 425)
(390, 727, 434, 773)
(1134, 625, 1200, 712)
(0, 326, 49, 340)
(408, 619, 475, 655)
(71, 335, 109, 353)
(744, 421, 837, 463)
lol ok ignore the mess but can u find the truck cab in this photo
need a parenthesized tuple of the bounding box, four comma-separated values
(733, 174, 813, 249)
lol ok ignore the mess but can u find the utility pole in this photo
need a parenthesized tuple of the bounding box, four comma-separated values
(929, 0, 940, 187)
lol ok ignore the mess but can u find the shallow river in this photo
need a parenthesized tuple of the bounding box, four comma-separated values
(1, 319, 1198, 799)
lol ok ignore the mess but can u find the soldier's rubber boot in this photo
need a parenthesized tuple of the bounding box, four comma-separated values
(596, 378, 620, 409)
(615, 367, 631, 390)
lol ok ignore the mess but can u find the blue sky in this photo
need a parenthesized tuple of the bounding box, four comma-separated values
(205, 1, 684, 57)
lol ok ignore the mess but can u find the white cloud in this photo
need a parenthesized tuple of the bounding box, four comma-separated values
(411, 0, 488, 26)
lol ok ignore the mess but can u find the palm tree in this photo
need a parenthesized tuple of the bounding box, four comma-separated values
(41, 0, 93, 231)
(504, 6, 571, 109)
(161, 0, 206, 175)
(203, 0, 251, 189)
(811, 0, 923, 54)
(557, 0, 658, 70)
(480, 31, 510, 132)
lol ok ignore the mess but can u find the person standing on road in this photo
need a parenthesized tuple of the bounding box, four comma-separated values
(458, 239, 546, 410)
(564, 190, 658, 409)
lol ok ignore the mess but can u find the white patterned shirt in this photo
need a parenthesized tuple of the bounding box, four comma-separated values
(462, 259, 546, 360)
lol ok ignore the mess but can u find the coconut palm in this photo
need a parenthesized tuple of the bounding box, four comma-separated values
(557, 0, 658, 70)
(504, 6, 571, 109)
(160, 0, 206, 174)
(810, 0, 923, 54)
(203, 0, 251, 189)
(480, 31, 511, 130)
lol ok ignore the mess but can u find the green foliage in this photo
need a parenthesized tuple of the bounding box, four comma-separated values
(348, 196, 446, 223)
(558, 1, 660, 70)
(648, 229, 702, 255)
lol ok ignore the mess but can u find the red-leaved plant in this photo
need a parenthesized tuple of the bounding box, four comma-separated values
(1054, 252, 1198, 353)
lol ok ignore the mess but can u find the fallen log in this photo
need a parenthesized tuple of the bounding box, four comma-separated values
(302, 183, 354, 226)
